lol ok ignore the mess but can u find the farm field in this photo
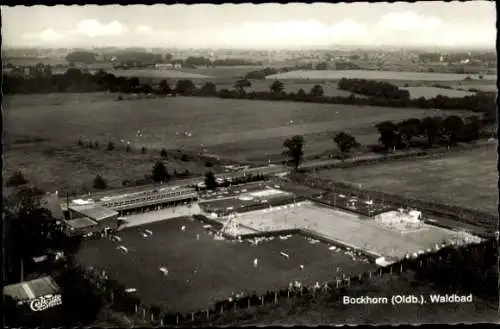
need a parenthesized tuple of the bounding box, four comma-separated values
(3, 93, 479, 191)
(402, 86, 475, 99)
(313, 147, 497, 214)
(91, 68, 215, 79)
(3, 141, 217, 195)
(266, 69, 497, 81)
(76, 217, 375, 313)
(222, 201, 472, 259)
(178, 65, 264, 79)
(213, 271, 498, 325)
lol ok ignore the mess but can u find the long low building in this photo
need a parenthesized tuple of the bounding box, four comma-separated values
(59, 186, 199, 235)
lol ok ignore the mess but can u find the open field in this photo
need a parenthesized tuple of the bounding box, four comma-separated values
(93, 69, 215, 79)
(76, 217, 375, 313)
(222, 201, 473, 259)
(213, 271, 498, 325)
(313, 147, 497, 214)
(178, 66, 264, 79)
(402, 86, 475, 98)
(4, 93, 479, 190)
(266, 70, 497, 81)
(3, 141, 217, 195)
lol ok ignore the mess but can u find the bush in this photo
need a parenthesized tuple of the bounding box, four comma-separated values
(6, 171, 28, 187)
(93, 175, 107, 189)
(106, 142, 115, 151)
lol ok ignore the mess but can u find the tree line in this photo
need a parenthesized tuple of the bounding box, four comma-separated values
(338, 78, 411, 99)
(4, 69, 496, 125)
(375, 115, 485, 152)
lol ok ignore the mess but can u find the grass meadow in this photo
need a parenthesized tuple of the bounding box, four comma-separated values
(4, 93, 478, 192)
(313, 147, 497, 214)
(76, 217, 374, 313)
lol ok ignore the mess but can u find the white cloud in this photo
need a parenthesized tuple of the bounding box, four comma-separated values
(215, 19, 368, 47)
(376, 11, 442, 31)
(135, 25, 154, 35)
(74, 19, 128, 37)
(12, 13, 495, 48)
(22, 28, 65, 42)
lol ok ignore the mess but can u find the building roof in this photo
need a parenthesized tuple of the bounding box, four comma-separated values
(68, 204, 118, 221)
(4, 277, 60, 301)
(65, 217, 98, 229)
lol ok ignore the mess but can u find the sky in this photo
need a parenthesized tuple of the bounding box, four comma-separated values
(1, 2, 496, 49)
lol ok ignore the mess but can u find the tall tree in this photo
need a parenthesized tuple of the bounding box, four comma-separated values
(4, 186, 59, 283)
(442, 115, 465, 146)
(375, 121, 400, 152)
(93, 175, 107, 190)
(270, 80, 285, 94)
(175, 79, 196, 95)
(333, 132, 359, 159)
(397, 118, 422, 148)
(464, 115, 483, 141)
(6, 170, 28, 187)
(200, 82, 217, 95)
(234, 79, 252, 93)
(309, 84, 325, 97)
(204, 171, 218, 190)
(283, 135, 304, 170)
(152, 161, 169, 182)
(422, 116, 443, 147)
(158, 79, 171, 94)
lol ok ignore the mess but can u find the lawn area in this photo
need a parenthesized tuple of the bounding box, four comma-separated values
(3, 141, 214, 195)
(4, 93, 478, 190)
(213, 271, 498, 325)
(313, 147, 497, 214)
(76, 217, 374, 313)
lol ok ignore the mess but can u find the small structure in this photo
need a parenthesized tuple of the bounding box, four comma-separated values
(4, 276, 62, 323)
(65, 203, 119, 235)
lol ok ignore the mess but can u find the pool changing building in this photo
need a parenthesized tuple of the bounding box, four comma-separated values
(62, 186, 198, 235)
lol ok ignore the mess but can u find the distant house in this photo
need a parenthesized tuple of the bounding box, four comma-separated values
(155, 63, 174, 70)
(155, 63, 182, 70)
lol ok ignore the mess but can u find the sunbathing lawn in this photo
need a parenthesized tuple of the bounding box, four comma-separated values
(313, 147, 497, 215)
(76, 217, 374, 313)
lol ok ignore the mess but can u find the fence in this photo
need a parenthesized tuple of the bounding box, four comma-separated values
(81, 227, 494, 326)
(290, 173, 497, 234)
(157, 238, 494, 326)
